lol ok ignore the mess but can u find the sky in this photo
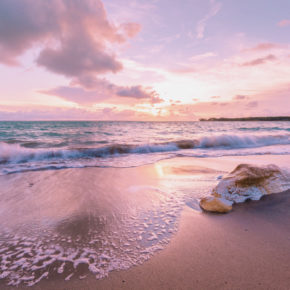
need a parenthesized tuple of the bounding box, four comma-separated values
(0, 0, 290, 120)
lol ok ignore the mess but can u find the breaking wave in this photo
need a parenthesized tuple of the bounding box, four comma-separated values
(0, 133, 290, 175)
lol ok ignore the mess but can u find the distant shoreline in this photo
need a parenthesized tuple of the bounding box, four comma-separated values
(200, 116, 290, 121)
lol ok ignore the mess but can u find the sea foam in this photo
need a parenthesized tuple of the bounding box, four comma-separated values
(0, 132, 290, 175)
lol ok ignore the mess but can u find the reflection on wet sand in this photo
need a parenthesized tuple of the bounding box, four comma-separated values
(0, 162, 218, 286)
(2, 155, 286, 287)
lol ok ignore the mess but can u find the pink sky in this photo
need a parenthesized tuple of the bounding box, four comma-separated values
(0, 0, 290, 120)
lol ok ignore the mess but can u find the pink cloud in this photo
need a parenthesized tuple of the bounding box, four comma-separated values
(241, 54, 277, 66)
(116, 85, 162, 104)
(40, 86, 109, 105)
(0, 106, 161, 121)
(164, 100, 261, 119)
(243, 43, 280, 52)
(120, 23, 142, 38)
(40, 78, 162, 105)
(277, 19, 290, 27)
(246, 101, 258, 108)
(37, 36, 122, 77)
(0, 0, 140, 79)
(196, 0, 222, 39)
(233, 95, 247, 100)
(0, 0, 163, 109)
(0, 106, 136, 121)
(169, 66, 196, 74)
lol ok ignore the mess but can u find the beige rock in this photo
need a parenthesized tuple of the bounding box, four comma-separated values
(199, 196, 233, 213)
(200, 164, 289, 214)
(213, 164, 288, 203)
(212, 190, 221, 198)
(230, 163, 281, 188)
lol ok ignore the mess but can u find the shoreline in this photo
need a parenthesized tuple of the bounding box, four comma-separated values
(0, 155, 289, 289)
(15, 189, 290, 290)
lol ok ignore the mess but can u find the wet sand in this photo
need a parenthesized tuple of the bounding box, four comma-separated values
(1, 155, 290, 289)
(19, 190, 289, 290)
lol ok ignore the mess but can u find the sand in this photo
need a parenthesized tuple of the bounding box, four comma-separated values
(18, 191, 288, 290)
(1, 155, 290, 289)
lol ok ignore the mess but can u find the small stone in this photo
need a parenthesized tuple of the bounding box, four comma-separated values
(199, 196, 233, 213)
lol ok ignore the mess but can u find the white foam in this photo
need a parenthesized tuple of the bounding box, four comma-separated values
(0, 190, 182, 286)
(1, 132, 290, 175)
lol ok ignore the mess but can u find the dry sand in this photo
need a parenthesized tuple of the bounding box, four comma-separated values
(1, 155, 290, 290)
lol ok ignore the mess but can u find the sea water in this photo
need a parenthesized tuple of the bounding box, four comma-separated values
(0, 121, 289, 175)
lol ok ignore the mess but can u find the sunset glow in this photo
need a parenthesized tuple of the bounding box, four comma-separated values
(0, 0, 290, 120)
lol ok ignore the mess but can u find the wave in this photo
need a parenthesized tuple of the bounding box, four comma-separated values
(238, 127, 290, 132)
(197, 133, 290, 148)
(0, 133, 290, 166)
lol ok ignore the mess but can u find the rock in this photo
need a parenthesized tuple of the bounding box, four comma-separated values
(200, 163, 289, 213)
(199, 196, 233, 213)
(213, 164, 288, 203)
(231, 164, 281, 188)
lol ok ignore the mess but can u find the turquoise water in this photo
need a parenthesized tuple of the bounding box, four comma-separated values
(0, 121, 290, 174)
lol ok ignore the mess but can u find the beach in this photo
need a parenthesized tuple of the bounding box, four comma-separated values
(1, 0, 290, 288)
(0, 155, 289, 289)
(35, 191, 290, 290)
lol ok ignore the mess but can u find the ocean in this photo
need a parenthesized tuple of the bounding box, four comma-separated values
(0, 121, 290, 286)
(0, 121, 290, 175)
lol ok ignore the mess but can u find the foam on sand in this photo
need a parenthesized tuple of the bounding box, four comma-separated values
(0, 167, 188, 286)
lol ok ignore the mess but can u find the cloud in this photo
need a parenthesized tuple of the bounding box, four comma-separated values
(170, 52, 217, 74)
(116, 85, 162, 103)
(40, 86, 109, 105)
(2, 85, 290, 121)
(0, 106, 142, 121)
(120, 23, 142, 38)
(233, 95, 247, 100)
(0, 0, 58, 65)
(0, 0, 162, 108)
(0, 0, 139, 79)
(37, 36, 123, 77)
(190, 52, 217, 61)
(243, 43, 280, 52)
(246, 101, 258, 108)
(41, 78, 162, 105)
(196, 0, 222, 39)
(164, 99, 262, 120)
(241, 54, 277, 66)
(277, 19, 290, 27)
(232, 96, 256, 107)
(169, 66, 196, 74)
(0, 105, 170, 121)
